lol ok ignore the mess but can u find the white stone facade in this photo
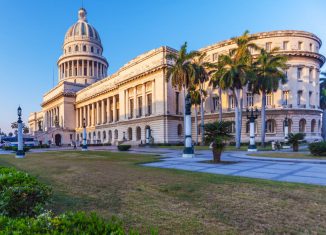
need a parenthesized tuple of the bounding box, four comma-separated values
(28, 9, 325, 146)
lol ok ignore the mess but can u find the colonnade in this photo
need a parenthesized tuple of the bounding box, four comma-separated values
(44, 106, 60, 129)
(58, 59, 107, 80)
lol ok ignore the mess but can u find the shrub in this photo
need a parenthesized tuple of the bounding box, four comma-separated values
(2, 146, 30, 152)
(0, 212, 135, 234)
(309, 142, 326, 156)
(0, 167, 51, 217)
(117, 145, 131, 151)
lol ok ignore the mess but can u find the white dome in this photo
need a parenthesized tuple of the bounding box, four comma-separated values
(64, 8, 101, 44)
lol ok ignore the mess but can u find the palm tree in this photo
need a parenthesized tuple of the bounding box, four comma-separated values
(166, 42, 200, 148)
(217, 31, 258, 149)
(204, 121, 233, 163)
(250, 47, 288, 147)
(288, 133, 305, 152)
(209, 57, 226, 122)
(192, 52, 211, 145)
(189, 86, 201, 145)
(320, 72, 326, 140)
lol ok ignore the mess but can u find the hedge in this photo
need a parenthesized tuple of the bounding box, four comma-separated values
(0, 212, 138, 235)
(117, 145, 131, 151)
(0, 167, 51, 217)
(309, 142, 326, 156)
(2, 146, 30, 152)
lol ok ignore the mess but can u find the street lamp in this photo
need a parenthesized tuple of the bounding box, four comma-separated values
(183, 93, 194, 158)
(246, 107, 259, 152)
(82, 118, 87, 151)
(16, 106, 25, 158)
(283, 115, 290, 149)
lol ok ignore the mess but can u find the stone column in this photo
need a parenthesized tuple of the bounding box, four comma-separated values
(92, 103, 95, 126)
(134, 87, 137, 118)
(92, 61, 95, 77)
(152, 80, 155, 114)
(83, 106, 86, 128)
(113, 95, 117, 122)
(107, 97, 111, 123)
(142, 83, 146, 116)
(79, 108, 83, 128)
(126, 89, 129, 119)
(96, 101, 100, 125)
(101, 100, 105, 124)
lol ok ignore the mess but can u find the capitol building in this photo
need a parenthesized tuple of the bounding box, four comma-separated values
(28, 8, 325, 146)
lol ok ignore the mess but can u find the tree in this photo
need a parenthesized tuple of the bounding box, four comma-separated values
(166, 42, 200, 148)
(8, 132, 13, 137)
(320, 72, 326, 140)
(288, 133, 305, 152)
(209, 57, 226, 122)
(192, 52, 211, 145)
(217, 31, 258, 149)
(189, 86, 201, 145)
(204, 121, 233, 163)
(250, 47, 288, 147)
(11, 122, 26, 130)
(23, 127, 29, 134)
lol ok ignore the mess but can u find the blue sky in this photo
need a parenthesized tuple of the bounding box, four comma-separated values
(0, 0, 325, 133)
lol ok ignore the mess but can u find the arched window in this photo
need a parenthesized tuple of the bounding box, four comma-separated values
(103, 131, 106, 139)
(75, 45, 79, 51)
(299, 119, 306, 133)
(311, 119, 316, 133)
(68, 47, 71, 52)
(114, 129, 118, 139)
(318, 120, 321, 132)
(98, 131, 101, 141)
(283, 119, 293, 133)
(230, 121, 236, 133)
(128, 127, 132, 140)
(177, 124, 183, 136)
(108, 130, 112, 142)
(136, 127, 141, 140)
(266, 119, 276, 133)
(83, 45, 87, 52)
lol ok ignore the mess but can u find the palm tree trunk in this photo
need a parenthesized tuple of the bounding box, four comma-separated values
(323, 109, 326, 141)
(261, 91, 266, 147)
(200, 88, 205, 146)
(218, 87, 223, 122)
(183, 88, 186, 143)
(234, 89, 241, 149)
(194, 105, 198, 145)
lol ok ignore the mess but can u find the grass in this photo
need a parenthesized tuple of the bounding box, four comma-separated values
(154, 145, 272, 151)
(249, 152, 326, 160)
(0, 151, 326, 234)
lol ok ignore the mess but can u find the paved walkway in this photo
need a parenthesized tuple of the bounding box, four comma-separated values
(142, 149, 326, 186)
(1, 147, 326, 186)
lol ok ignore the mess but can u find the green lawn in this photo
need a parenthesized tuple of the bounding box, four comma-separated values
(0, 151, 326, 234)
(154, 145, 272, 151)
(249, 152, 326, 160)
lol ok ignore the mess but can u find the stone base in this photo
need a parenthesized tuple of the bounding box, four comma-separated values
(81, 145, 88, 151)
(247, 148, 258, 152)
(182, 153, 195, 158)
(15, 150, 25, 159)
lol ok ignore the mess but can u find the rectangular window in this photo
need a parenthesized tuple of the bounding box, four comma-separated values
(309, 68, 313, 82)
(309, 91, 312, 106)
(266, 93, 273, 106)
(310, 43, 313, 52)
(129, 99, 134, 118)
(266, 42, 272, 52)
(283, 41, 288, 50)
(297, 90, 303, 105)
(147, 93, 152, 115)
(246, 93, 254, 107)
(213, 96, 219, 111)
(175, 92, 179, 114)
(298, 41, 303, 50)
(282, 90, 289, 105)
(297, 67, 302, 80)
(137, 96, 142, 117)
(212, 53, 218, 62)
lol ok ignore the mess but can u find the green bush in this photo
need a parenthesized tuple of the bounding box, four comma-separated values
(0, 167, 51, 217)
(117, 145, 131, 151)
(2, 146, 30, 152)
(0, 211, 136, 234)
(309, 142, 326, 156)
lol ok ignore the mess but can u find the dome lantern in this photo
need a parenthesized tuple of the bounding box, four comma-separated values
(78, 8, 87, 21)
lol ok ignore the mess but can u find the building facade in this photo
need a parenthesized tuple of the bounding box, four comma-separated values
(29, 8, 325, 146)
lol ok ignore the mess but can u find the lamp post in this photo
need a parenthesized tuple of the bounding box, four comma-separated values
(246, 107, 259, 152)
(283, 115, 290, 149)
(82, 118, 87, 151)
(183, 93, 194, 158)
(16, 106, 25, 158)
